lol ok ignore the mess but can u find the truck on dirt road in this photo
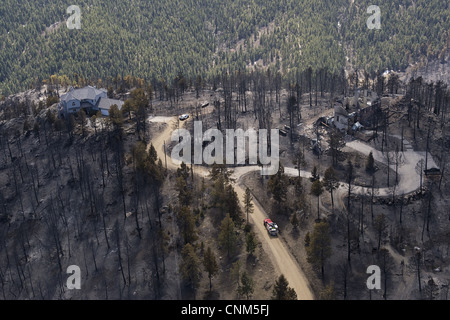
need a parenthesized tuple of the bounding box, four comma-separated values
(264, 218, 279, 236)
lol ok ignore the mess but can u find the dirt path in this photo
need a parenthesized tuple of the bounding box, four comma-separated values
(345, 139, 438, 196)
(149, 116, 315, 300)
(148, 116, 438, 300)
(232, 180, 314, 300)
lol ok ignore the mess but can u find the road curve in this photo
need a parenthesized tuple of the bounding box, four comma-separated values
(149, 116, 438, 300)
(149, 116, 315, 300)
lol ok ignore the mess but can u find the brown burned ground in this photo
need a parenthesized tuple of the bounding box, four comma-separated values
(239, 171, 324, 298)
(157, 173, 279, 300)
(195, 209, 277, 300)
(149, 88, 449, 300)
(150, 115, 307, 300)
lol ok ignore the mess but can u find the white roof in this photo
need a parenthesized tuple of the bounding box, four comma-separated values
(61, 86, 107, 102)
(98, 97, 124, 110)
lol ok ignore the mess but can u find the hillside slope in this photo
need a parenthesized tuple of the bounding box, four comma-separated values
(0, 0, 449, 95)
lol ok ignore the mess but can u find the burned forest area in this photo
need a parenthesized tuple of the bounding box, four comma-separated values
(0, 67, 450, 302)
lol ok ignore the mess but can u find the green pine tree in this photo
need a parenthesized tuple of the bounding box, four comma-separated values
(271, 274, 297, 300)
(307, 220, 332, 279)
(203, 247, 219, 292)
(218, 213, 238, 259)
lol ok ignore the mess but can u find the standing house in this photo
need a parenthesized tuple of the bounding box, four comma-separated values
(334, 104, 349, 132)
(97, 98, 125, 116)
(58, 86, 124, 117)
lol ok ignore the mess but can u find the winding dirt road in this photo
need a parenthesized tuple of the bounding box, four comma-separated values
(148, 116, 315, 300)
(148, 115, 437, 300)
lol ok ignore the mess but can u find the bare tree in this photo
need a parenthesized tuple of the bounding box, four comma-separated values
(335, 260, 350, 300)
(407, 248, 423, 297)
(415, 159, 425, 191)
(374, 213, 388, 251)
(114, 219, 127, 287)
(377, 248, 395, 299)
(345, 161, 354, 262)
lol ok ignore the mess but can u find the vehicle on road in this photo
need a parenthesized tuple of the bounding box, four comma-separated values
(179, 114, 189, 120)
(264, 218, 278, 236)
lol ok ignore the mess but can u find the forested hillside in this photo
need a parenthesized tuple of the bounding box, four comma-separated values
(0, 0, 449, 95)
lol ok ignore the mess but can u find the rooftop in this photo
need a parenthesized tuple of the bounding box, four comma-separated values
(98, 97, 124, 110)
(61, 86, 107, 102)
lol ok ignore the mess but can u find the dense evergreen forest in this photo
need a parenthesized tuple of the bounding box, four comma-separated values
(0, 0, 449, 95)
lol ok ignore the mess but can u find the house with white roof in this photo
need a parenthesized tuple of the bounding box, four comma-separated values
(58, 86, 123, 117)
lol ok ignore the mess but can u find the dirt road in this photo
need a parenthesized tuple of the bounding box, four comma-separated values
(148, 115, 437, 300)
(345, 139, 438, 196)
(233, 182, 314, 300)
(149, 116, 315, 300)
